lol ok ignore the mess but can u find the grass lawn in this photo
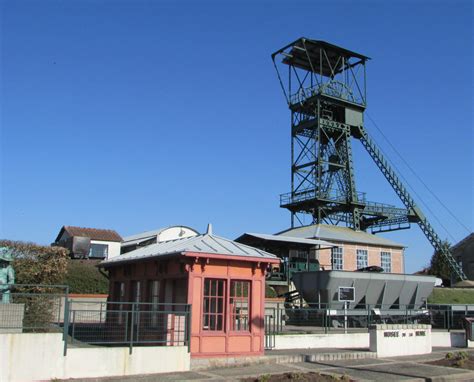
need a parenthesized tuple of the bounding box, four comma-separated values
(428, 288, 474, 304)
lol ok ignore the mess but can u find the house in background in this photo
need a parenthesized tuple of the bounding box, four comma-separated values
(452, 233, 474, 280)
(121, 226, 199, 254)
(53, 226, 122, 260)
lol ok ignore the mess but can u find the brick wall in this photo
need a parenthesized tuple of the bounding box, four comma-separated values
(317, 243, 404, 273)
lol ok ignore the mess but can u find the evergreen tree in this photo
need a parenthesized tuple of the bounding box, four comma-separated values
(427, 240, 453, 286)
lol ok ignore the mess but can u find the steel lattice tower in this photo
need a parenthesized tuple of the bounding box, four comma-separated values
(272, 38, 466, 280)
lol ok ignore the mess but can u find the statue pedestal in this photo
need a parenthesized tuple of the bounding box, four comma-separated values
(0, 303, 25, 333)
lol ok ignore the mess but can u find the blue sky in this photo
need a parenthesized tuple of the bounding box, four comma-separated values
(1, 0, 472, 273)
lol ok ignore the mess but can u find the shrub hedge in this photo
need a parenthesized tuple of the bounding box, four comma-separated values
(64, 260, 109, 294)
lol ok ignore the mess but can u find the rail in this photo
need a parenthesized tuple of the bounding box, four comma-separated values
(280, 188, 366, 207)
(0, 286, 191, 355)
(289, 82, 365, 108)
(264, 302, 474, 334)
(67, 301, 191, 354)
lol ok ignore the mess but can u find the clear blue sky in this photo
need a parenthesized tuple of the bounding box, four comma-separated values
(1, 0, 472, 273)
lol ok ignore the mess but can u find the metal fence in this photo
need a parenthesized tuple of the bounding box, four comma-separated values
(0, 285, 191, 355)
(2, 285, 474, 354)
(265, 302, 474, 334)
(66, 301, 191, 353)
(0, 284, 68, 333)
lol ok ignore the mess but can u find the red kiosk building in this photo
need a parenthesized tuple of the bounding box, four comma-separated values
(101, 225, 279, 357)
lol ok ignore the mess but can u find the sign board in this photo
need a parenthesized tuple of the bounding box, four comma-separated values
(338, 286, 355, 302)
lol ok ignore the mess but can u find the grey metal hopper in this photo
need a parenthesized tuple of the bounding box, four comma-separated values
(292, 270, 436, 309)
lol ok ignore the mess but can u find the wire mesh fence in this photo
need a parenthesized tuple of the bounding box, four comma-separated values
(2, 284, 474, 355)
(67, 302, 190, 350)
(0, 284, 68, 333)
(0, 285, 191, 354)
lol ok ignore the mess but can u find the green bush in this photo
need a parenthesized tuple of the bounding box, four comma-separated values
(428, 288, 474, 304)
(0, 239, 69, 331)
(63, 260, 109, 294)
(0, 239, 68, 286)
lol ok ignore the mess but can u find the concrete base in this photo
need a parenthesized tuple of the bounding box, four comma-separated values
(369, 324, 431, 357)
(432, 330, 466, 348)
(191, 348, 376, 371)
(0, 333, 190, 381)
(273, 332, 369, 350)
(0, 303, 24, 333)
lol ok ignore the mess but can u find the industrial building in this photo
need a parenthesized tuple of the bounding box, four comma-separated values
(278, 224, 404, 273)
(121, 226, 199, 254)
(237, 224, 405, 297)
(452, 233, 474, 280)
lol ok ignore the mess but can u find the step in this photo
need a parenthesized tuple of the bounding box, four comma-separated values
(191, 349, 376, 371)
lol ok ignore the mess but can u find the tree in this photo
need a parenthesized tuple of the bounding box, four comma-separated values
(0, 239, 68, 287)
(427, 240, 453, 287)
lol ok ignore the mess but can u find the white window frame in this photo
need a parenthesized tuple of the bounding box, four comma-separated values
(356, 249, 368, 269)
(380, 251, 392, 273)
(331, 247, 344, 270)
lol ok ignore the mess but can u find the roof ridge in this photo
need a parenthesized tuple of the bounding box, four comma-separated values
(101, 232, 279, 266)
(205, 234, 236, 254)
(212, 233, 276, 258)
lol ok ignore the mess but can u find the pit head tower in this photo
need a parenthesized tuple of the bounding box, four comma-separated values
(272, 38, 466, 280)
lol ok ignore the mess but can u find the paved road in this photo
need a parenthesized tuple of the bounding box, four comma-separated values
(71, 349, 474, 382)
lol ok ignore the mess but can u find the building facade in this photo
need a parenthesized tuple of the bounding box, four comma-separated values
(101, 226, 279, 358)
(452, 233, 474, 280)
(53, 226, 122, 260)
(121, 226, 199, 254)
(278, 224, 405, 273)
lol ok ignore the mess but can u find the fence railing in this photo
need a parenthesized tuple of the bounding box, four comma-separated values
(2, 285, 474, 354)
(0, 284, 68, 333)
(0, 285, 191, 355)
(66, 301, 191, 354)
(264, 302, 474, 334)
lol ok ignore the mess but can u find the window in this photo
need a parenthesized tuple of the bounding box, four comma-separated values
(331, 247, 343, 270)
(113, 282, 125, 324)
(89, 243, 108, 258)
(297, 249, 308, 259)
(230, 281, 250, 331)
(202, 279, 225, 331)
(149, 280, 161, 326)
(356, 249, 368, 269)
(381, 252, 391, 273)
(131, 281, 141, 302)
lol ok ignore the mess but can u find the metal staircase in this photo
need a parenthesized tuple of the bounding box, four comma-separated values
(357, 125, 466, 280)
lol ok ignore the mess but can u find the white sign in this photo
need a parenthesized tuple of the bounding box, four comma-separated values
(369, 324, 432, 357)
(338, 287, 355, 302)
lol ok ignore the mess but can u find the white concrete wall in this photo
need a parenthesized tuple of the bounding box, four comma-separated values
(274, 332, 369, 350)
(432, 331, 466, 347)
(274, 330, 467, 352)
(0, 333, 190, 381)
(369, 324, 431, 357)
